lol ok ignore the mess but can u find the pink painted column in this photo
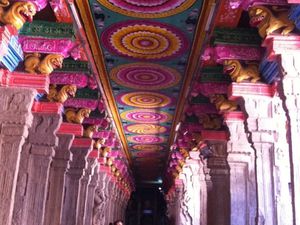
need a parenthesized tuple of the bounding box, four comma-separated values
(12, 102, 62, 225)
(61, 138, 93, 225)
(76, 149, 99, 225)
(43, 123, 83, 225)
(83, 161, 99, 225)
(224, 112, 257, 225)
(93, 166, 111, 225)
(0, 87, 36, 225)
(229, 82, 293, 225)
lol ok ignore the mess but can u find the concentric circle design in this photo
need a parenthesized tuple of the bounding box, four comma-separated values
(102, 21, 189, 60)
(133, 144, 164, 151)
(120, 109, 172, 123)
(128, 135, 166, 144)
(110, 63, 181, 90)
(125, 124, 167, 134)
(97, 0, 196, 18)
(118, 92, 172, 108)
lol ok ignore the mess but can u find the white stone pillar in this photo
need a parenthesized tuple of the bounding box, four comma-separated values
(224, 112, 257, 225)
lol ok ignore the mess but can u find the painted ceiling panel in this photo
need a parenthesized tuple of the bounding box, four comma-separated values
(82, 0, 204, 181)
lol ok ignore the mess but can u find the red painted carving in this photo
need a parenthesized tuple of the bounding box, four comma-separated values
(0, 69, 49, 93)
(202, 46, 263, 63)
(191, 82, 228, 97)
(71, 138, 94, 148)
(12, 0, 48, 11)
(19, 36, 74, 57)
(50, 72, 88, 88)
(93, 130, 113, 139)
(83, 118, 109, 128)
(31, 102, 63, 113)
(64, 98, 98, 110)
(57, 122, 83, 136)
(242, 0, 288, 9)
(214, 0, 243, 28)
(262, 35, 300, 61)
(223, 111, 245, 121)
(185, 104, 218, 115)
(49, 0, 73, 23)
(228, 82, 276, 100)
(88, 149, 99, 159)
(201, 130, 229, 141)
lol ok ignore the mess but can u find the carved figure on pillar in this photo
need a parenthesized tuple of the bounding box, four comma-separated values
(249, 6, 294, 38)
(47, 84, 77, 103)
(0, 1, 37, 30)
(223, 60, 261, 83)
(210, 94, 238, 112)
(65, 108, 91, 124)
(24, 53, 64, 75)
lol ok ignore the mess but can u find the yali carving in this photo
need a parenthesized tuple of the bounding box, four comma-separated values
(47, 84, 77, 103)
(65, 108, 91, 124)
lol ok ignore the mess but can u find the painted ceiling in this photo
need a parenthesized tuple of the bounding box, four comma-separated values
(77, 0, 206, 182)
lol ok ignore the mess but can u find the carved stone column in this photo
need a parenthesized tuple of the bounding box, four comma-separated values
(206, 140, 230, 225)
(230, 82, 293, 225)
(43, 132, 75, 225)
(108, 178, 117, 223)
(93, 166, 111, 225)
(84, 157, 99, 225)
(12, 103, 62, 225)
(0, 87, 36, 225)
(76, 149, 99, 225)
(61, 138, 93, 225)
(280, 53, 300, 225)
(179, 152, 207, 225)
(224, 112, 256, 225)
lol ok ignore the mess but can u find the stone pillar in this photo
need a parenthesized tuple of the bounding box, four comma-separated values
(12, 103, 62, 225)
(84, 159, 99, 225)
(93, 166, 110, 225)
(179, 152, 207, 225)
(43, 133, 74, 225)
(108, 178, 116, 223)
(0, 87, 36, 225)
(61, 138, 93, 225)
(230, 82, 293, 225)
(224, 112, 256, 225)
(280, 53, 300, 225)
(207, 141, 230, 225)
(76, 149, 99, 225)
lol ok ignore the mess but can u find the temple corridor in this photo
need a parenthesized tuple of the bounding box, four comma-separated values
(0, 0, 300, 225)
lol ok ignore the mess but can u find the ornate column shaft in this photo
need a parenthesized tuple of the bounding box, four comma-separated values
(84, 161, 99, 225)
(280, 52, 300, 225)
(43, 130, 75, 225)
(206, 140, 230, 225)
(0, 87, 36, 225)
(93, 167, 111, 225)
(76, 149, 99, 225)
(224, 112, 256, 225)
(179, 152, 207, 225)
(230, 82, 293, 225)
(12, 103, 62, 225)
(61, 138, 93, 225)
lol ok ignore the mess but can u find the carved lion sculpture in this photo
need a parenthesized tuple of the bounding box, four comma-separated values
(223, 60, 260, 83)
(100, 146, 110, 158)
(83, 125, 98, 138)
(94, 138, 104, 150)
(249, 6, 294, 38)
(65, 108, 91, 124)
(0, 1, 36, 30)
(210, 94, 238, 112)
(47, 85, 77, 103)
(200, 114, 222, 130)
(24, 53, 64, 75)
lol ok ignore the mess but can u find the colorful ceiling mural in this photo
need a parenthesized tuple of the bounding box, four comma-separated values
(77, 0, 205, 181)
